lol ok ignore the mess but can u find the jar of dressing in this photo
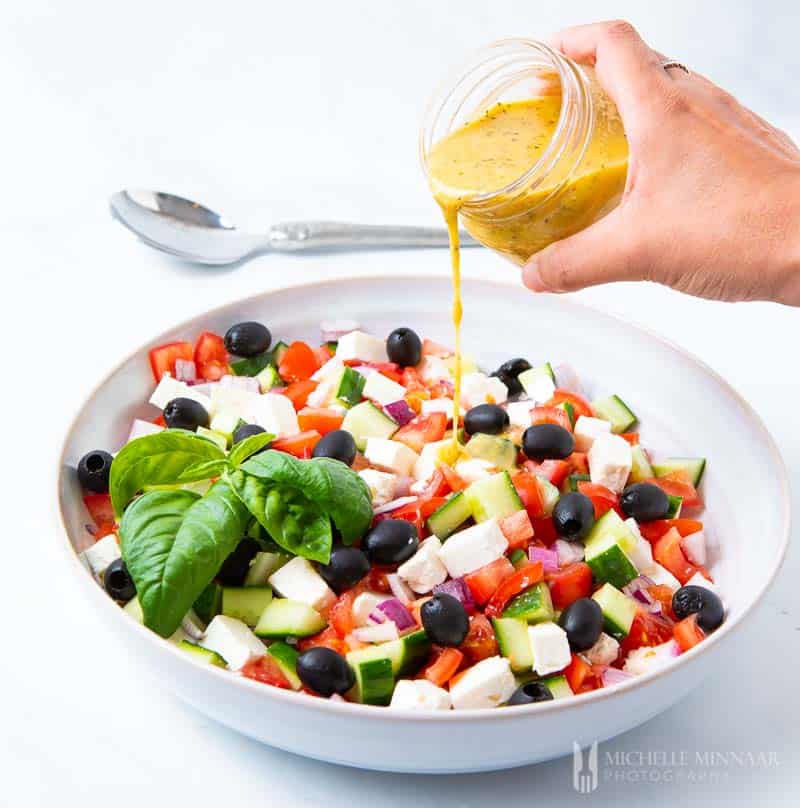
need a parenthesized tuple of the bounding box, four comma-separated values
(421, 39, 629, 265)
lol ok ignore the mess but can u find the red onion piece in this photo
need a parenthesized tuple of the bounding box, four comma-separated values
(373, 598, 416, 631)
(433, 577, 476, 612)
(373, 496, 417, 516)
(174, 359, 197, 383)
(601, 667, 633, 687)
(623, 576, 662, 614)
(384, 400, 415, 427)
(386, 573, 414, 605)
(321, 320, 361, 343)
(529, 545, 559, 573)
(555, 539, 584, 566)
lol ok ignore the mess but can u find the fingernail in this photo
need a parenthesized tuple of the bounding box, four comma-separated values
(523, 259, 547, 292)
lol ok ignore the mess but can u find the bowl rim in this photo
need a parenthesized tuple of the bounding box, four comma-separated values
(55, 273, 791, 722)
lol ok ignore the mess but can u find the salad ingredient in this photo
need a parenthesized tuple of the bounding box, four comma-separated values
(558, 597, 604, 652)
(255, 598, 327, 638)
(312, 429, 357, 466)
(508, 682, 554, 705)
(553, 492, 596, 541)
(396, 536, 447, 593)
(592, 583, 638, 640)
(499, 580, 551, 623)
(149, 341, 194, 383)
(103, 558, 136, 602)
(77, 450, 114, 493)
(180, 640, 226, 667)
(363, 519, 419, 565)
(573, 416, 612, 453)
(591, 395, 638, 434)
(390, 679, 452, 710)
(221, 586, 274, 626)
(672, 585, 725, 633)
(449, 656, 516, 710)
(268, 557, 335, 612)
(583, 510, 638, 588)
(490, 358, 531, 398)
(193, 332, 230, 381)
(164, 397, 210, 432)
(528, 622, 572, 676)
(620, 483, 670, 522)
(386, 327, 423, 367)
(421, 593, 470, 646)
(522, 424, 574, 461)
(341, 401, 399, 450)
(651, 457, 707, 487)
(232, 423, 267, 445)
(296, 647, 355, 696)
(217, 539, 261, 586)
(79, 533, 121, 578)
(438, 519, 508, 578)
(201, 615, 266, 671)
(518, 363, 556, 404)
(224, 322, 272, 358)
(588, 433, 633, 493)
(363, 438, 418, 476)
(318, 546, 370, 593)
(464, 403, 509, 436)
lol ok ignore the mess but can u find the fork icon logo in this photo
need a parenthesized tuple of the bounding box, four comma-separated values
(573, 741, 599, 793)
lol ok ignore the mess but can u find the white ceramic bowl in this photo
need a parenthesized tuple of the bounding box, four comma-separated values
(57, 276, 789, 774)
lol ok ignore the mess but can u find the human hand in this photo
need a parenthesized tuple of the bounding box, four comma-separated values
(523, 21, 800, 305)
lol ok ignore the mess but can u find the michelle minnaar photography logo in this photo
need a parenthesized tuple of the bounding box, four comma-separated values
(572, 741, 779, 792)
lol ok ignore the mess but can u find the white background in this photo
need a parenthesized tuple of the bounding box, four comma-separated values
(3, 1, 798, 805)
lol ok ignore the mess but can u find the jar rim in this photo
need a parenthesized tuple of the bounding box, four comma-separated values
(420, 38, 593, 211)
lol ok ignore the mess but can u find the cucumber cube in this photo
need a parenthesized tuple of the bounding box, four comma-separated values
(427, 492, 472, 540)
(267, 641, 302, 689)
(341, 401, 398, 450)
(651, 457, 706, 487)
(592, 583, 638, 640)
(583, 510, 639, 588)
(179, 639, 227, 667)
(629, 445, 654, 483)
(464, 472, 523, 523)
(222, 586, 274, 627)
(591, 395, 637, 434)
(502, 582, 554, 624)
(493, 617, 534, 672)
(254, 599, 326, 638)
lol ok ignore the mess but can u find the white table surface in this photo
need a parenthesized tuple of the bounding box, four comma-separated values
(3, 1, 798, 805)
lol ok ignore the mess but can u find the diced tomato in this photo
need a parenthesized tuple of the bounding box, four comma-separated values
(523, 459, 571, 488)
(464, 557, 515, 605)
(564, 653, 602, 693)
(652, 527, 708, 585)
(530, 516, 559, 545)
(512, 471, 546, 519)
(271, 430, 322, 458)
(577, 481, 622, 518)
(422, 648, 464, 687)
(619, 611, 675, 657)
(498, 510, 535, 551)
(241, 656, 292, 689)
(638, 518, 704, 544)
(278, 341, 321, 382)
(530, 405, 573, 433)
(647, 584, 677, 620)
(645, 474, 702, 509)
(459, 614, 498, 664)
(83, 493, 116, 535)
(366, 567, 392, 594)
(297, 626, 349, 656)
(401, 367, 427, 392)
(152, 414, 166, 427)
(567, 452, 589, 475)
(148, 341, 194, 383)
(484, 562, 544, 617)
(393, 413, 447, 453)
(297, 407, 344, 435)
(329, 591, 357, 638)
(193, 332, 230, 381)
(422, 338, 452, 357)
(620, 432, 640, 445)
(673, 615, 705, 652)
(547, 562, 593, 609)
(343, 359, 403, 384)
(546, 389, 593, 419)
(280, 379, 318, 410)
(440, 464, 467, 493)
(419, 468, 450, 499)
(314, 344, 333, 365)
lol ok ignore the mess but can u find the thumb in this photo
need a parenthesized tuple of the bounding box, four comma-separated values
(522, 210, 644, 293)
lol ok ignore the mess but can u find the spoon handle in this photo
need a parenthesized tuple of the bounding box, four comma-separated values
(266, 220, 478, 251)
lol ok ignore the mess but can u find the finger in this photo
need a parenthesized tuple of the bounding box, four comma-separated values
(522, 210, 644, 293)
(548, 21, 667, 118)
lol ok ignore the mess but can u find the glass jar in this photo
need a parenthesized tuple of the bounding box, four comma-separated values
(420, 39, 629, 265)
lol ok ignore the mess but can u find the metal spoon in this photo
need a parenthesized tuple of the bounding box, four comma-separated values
(109, 189, 478, 265)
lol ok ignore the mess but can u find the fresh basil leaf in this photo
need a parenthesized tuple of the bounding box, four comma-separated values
(239, 451, 372, 544)
(231, 353, 272, 377)
(110, 430, 226, 517)
(227, 432, 275, 468)
(229, 470, 332, 563)
(177, 459, 230, 482)
(119, 480, 250, 637)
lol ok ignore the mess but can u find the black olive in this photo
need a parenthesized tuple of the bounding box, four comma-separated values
(77, 450, 114, 493)
(296, 647, 355, 696)
(620, 483, 671, 522)
(491, 358, 531, 398)
(163, 397, 210, 432)
(104, 558, 136, 602)
(232, 423, 268, 445)
(318, 546, 370, 593)
(312, 429, 357, 467)
(553, 492, 596, 541)
(672, 585, 725, 633)
(464, 404, 510, 436)
(522, 423, 574, 460)
(558, 598, 604, 651)
(362, 519, 419, 565)
(224, 322, 272, 357)
(420, 594, 469, 647)
(386, 327, 423, 367)
(507, 682, 554, 706)
(216, 538, 260, 586)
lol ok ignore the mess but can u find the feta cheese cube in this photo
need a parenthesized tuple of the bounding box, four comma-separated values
(78, 533, 120, 578)
(520, 369, 556, 404)
(420, 397, 462, 421)
(358, 468, 397, 506)
(363, 438, 419, 476)
(390, 679, 452, 711)
(419, 355, 451, 383)
(528, 622, 571, 675)
(352, 591, 391, 626)
(450, 656, 516, 709)
(305, 374, 338, 408)
(268, 557, 335, 612)
(573, 415, 612, 452)
(438, 518, 508, 578)
(624, 518, 654, 572)
(623, 640, 680, 675)
(201, 615, 265, 670)
(588, 433, 633, 493)
(149, 374, 212, 412)
(210, 386, 260, 420)
(335, 331, 388, 363)
(454, 458, 496, 483)
(362, 371, 407, 406)
(646, 562, 681, 591)
(248, 393, 300, 437)
(311, 357, 344, 383)
(459, 372, 508, 409)
(681, 530, 707, 566)
(583, 632, 620, 666)
(397, 536, 448, 593)
(506, 400, 534, 429)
